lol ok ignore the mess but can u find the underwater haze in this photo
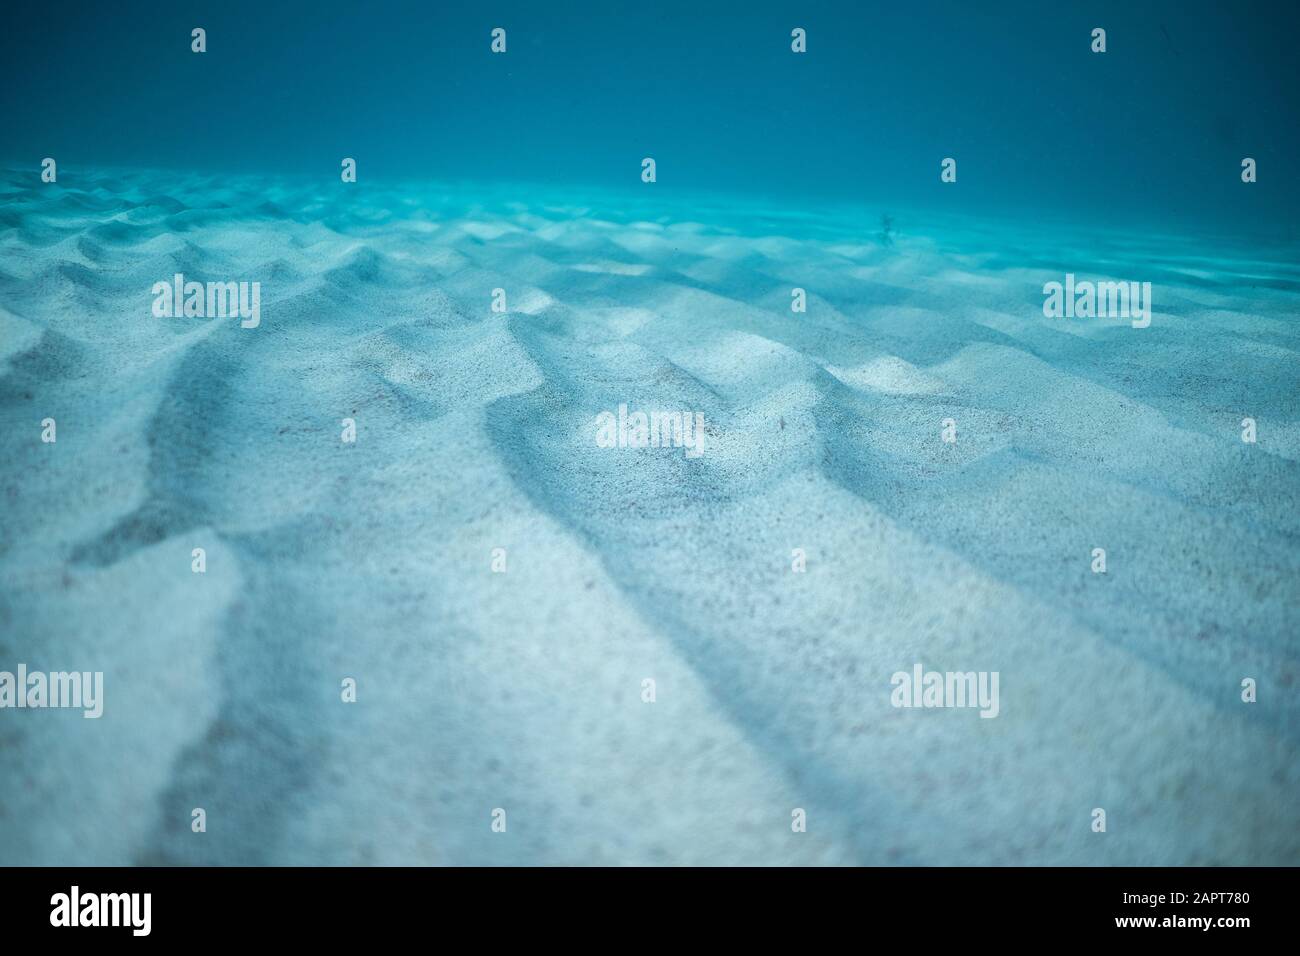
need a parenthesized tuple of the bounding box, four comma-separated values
(1, 1, 1298, 866)
(4, 0, 1300, 230)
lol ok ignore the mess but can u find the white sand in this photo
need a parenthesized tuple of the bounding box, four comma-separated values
(0, 168, 1297, 864)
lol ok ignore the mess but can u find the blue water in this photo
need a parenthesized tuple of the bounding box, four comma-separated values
(1, 3, 1297, 866)
(4, 0, 1299, 232)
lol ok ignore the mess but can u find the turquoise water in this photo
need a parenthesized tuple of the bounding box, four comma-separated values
(3, 1, 1299, 232)
(1, 3, 1298, 865)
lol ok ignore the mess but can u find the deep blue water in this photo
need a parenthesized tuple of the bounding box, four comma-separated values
(3, 0, 1298, 233)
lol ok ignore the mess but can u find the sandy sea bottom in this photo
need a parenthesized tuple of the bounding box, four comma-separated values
(1, 168, 1297, 865)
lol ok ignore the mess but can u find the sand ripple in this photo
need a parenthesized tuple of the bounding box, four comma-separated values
(1, 167, 1298, 864)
